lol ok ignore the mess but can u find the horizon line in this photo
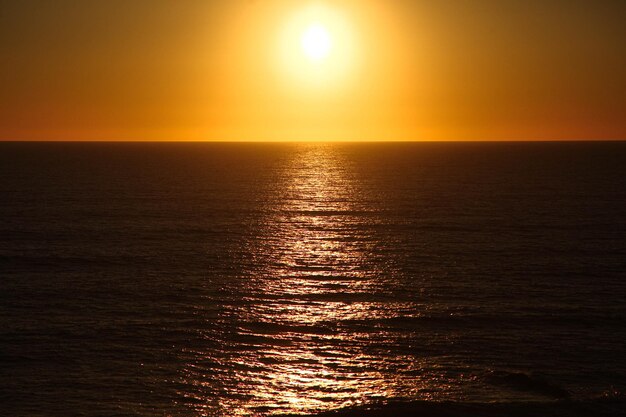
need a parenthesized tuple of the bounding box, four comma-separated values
(1, 139, 625, 143)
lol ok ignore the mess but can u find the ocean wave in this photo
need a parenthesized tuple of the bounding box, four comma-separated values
(280, 396, 626, 417)
(480, 370, 570, 399)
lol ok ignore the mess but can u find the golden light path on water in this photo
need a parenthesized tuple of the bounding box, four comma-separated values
(180, 145, 451, 416)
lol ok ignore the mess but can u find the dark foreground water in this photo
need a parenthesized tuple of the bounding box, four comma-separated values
(1, 142, 625, 417)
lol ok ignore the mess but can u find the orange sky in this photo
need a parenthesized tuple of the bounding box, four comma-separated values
(1, 0, 625, 141)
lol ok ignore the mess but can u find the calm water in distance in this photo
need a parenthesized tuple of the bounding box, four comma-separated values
(1, 142, 625, 416)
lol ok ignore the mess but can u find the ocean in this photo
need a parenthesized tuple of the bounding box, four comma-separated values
(1, 142, 625, 416)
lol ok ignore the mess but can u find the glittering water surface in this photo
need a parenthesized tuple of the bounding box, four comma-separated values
(1, 142, 625, 416)
(182, 146, 426, 416)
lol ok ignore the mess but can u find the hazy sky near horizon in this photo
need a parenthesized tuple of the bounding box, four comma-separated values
(1, 0, 625, 141)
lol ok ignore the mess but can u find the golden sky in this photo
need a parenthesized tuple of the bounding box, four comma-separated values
(1, 0, 625, 141)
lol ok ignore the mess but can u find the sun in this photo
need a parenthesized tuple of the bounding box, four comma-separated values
(274, 3, 359, 90)
(301, 24, 332, 61)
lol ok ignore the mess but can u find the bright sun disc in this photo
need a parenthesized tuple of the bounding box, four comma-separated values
(301, 24, 332, 61)
(276, 5, 358, 90)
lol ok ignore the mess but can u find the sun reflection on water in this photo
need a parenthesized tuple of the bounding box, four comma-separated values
(180, 145, 443, 416)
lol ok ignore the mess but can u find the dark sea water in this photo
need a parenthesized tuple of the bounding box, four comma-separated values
(1, 142, 625, 417)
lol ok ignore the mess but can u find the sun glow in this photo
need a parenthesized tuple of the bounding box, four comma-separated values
(301, 24, 332, 61)
(212, 0, 416, 141)
(275, 3, 359, 90)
